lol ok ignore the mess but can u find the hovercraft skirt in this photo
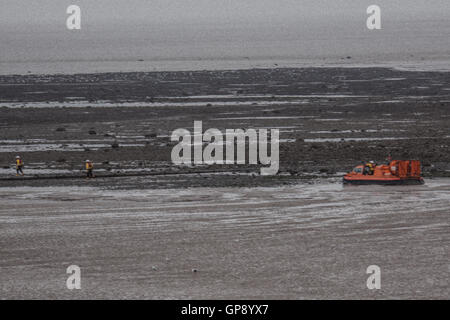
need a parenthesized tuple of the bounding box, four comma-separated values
(343, 178, 424, 185)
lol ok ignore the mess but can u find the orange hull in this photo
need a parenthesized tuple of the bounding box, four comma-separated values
(343, 160, 425, 185)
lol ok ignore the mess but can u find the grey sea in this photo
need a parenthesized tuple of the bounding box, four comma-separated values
(1, 1, 450, 74)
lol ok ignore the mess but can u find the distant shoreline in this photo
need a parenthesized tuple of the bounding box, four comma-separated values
(1, 58, 450, 76)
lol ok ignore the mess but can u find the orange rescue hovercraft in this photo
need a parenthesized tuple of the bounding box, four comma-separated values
(343, 160, 425, 185)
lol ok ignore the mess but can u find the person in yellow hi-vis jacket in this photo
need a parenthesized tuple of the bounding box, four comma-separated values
(366, 160, 375, 175)
(15, 156, 24, 176)
(85, 160, 94, 178)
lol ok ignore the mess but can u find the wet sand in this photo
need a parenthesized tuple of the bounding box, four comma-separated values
(0, 68, 449, 299)
(0, 68, 450, 187)
(0, 179, 449, 299)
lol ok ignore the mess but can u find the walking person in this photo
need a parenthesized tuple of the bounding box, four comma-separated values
(85, 160, 94, 178)
(15, 156, 24, 176)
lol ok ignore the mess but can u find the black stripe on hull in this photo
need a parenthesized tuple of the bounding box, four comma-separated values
(343, 178, 424, 185)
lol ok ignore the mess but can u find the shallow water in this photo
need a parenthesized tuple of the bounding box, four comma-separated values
(0, 178, 448, 299)
(1, 2, 450, 75)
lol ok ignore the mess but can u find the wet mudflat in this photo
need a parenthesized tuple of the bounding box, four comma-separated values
(0, 67, 449, 299)
(0, 67, 450, 180)
(0, 178, 448, 299)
